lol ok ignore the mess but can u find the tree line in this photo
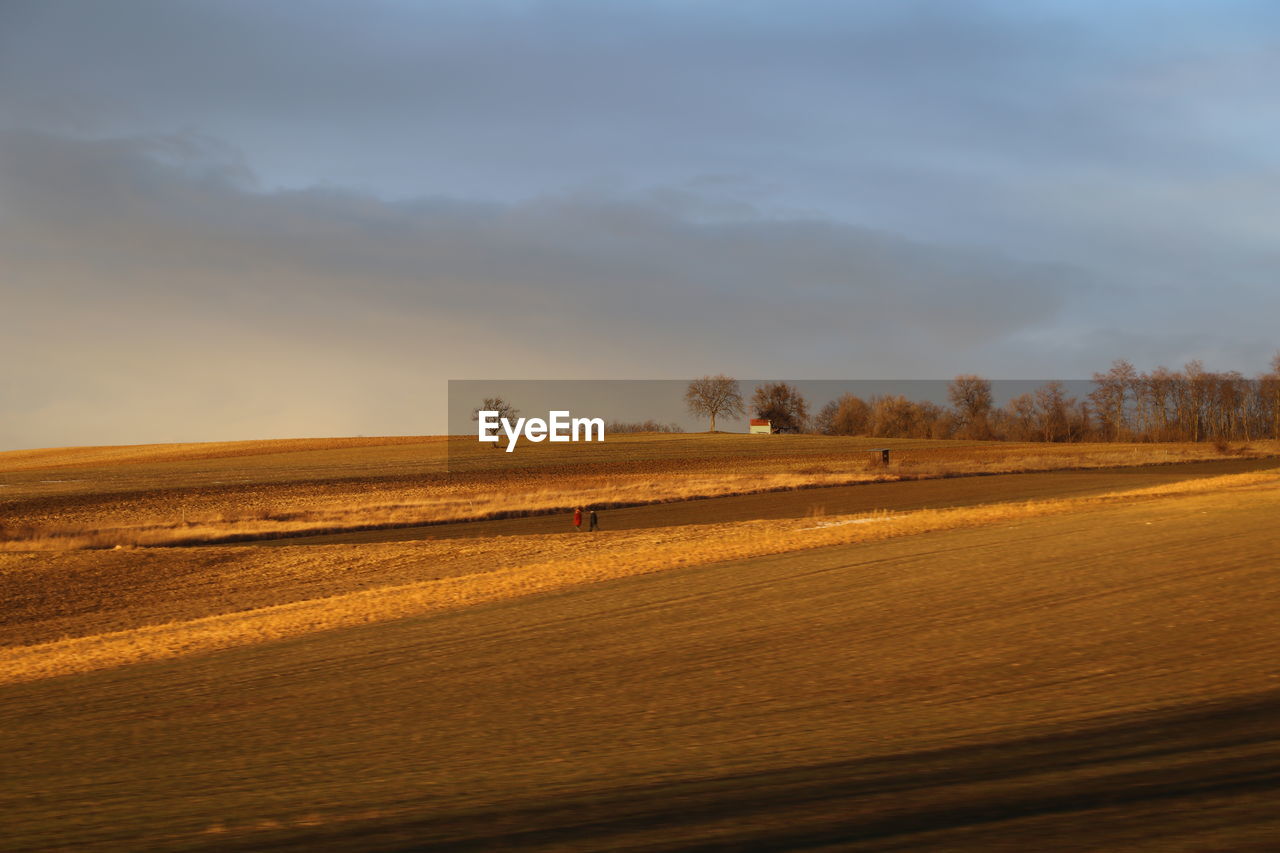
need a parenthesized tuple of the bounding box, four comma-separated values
(685, 354, 1280, 443)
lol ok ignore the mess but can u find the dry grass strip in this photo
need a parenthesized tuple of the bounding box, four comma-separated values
(4, 444, 1267, 551)
(2, 470, 1276, 685)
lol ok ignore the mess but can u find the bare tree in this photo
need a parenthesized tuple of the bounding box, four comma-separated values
(817, 393, 870, 436)
(1184, 360, 1210, 442)
(814, 399, 841, 435)
(1089, 360, 1137, 441)
(685, 375, 744, 432)
(947, 375, 994, 439)
(1067, 398, 1093, 442)
(472, 397, 519, 424)
(1264, 352, 1280, 441)
(1034, 381, 1072, 442)
(752, 382, 809, 433)
(1142, 367, 1177, 441)
(471, 397, 519, 448)
(914, 400, 952, 439)
(1004, 393, 1038, 442)
(1169, 363, 1199, 442)
(869, 394, 919, 438)
(1214, 371, 1249, 441)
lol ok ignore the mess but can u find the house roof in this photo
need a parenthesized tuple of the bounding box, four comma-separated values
(749, 418, 771, 426)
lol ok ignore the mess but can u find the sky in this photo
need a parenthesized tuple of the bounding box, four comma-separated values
(3, 0, 1279, 448)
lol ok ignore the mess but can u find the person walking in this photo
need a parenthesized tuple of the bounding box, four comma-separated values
(588, 508, 599, 532)
(573, 506, 583, 531)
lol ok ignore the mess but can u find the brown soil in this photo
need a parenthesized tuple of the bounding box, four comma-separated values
(262, 456, 1279, 544)
(3, 486, 1277, 850)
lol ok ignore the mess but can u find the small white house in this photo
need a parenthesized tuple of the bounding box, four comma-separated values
(749, 418, 772, 435)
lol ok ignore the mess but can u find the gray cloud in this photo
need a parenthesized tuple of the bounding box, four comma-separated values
(5, 1, 1277, 201)
(3, 130, 1081, 447)
(2, 1, 1279, 447)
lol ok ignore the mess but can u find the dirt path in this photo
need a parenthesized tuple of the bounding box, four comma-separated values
(257, 456, 1279, 545)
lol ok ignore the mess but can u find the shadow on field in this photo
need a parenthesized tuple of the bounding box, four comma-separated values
(198, 689, 1280, 851)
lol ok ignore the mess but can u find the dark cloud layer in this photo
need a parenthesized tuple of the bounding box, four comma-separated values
(2, 1, 1278, 447)
(2, 131, 1077, 446)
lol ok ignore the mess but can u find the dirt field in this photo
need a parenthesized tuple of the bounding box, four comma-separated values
(266, 456, 1279, 544)
(2, 433, 1267, 548)
(3, 481, 1278, 850)
(1, 436, 1278, 850)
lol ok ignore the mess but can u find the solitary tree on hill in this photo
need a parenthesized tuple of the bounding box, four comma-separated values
(685, 375, 744, 432)
(472, 397, 518, 424)
(472, 397, 518, 448)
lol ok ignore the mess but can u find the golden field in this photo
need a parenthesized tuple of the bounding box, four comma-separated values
(2, 433, 1278, 850)
(3, 466, 1278, 684)
(1, 432, 1269, 549)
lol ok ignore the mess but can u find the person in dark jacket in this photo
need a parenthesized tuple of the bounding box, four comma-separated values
(588, 509, 599, 532)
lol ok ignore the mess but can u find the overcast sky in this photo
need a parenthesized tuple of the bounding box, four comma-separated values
(3, 0, 1278, 448)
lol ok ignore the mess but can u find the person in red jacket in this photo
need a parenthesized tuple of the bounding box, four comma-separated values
(573, 506, 583, 531)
